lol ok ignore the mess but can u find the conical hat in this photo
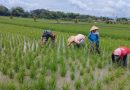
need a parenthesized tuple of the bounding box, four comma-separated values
(90, 25, 99, 31)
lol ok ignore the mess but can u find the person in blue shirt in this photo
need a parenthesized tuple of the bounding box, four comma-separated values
(88, 25, 100, 54)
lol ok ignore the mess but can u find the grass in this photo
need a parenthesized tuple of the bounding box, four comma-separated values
(0, 16, 130, 90)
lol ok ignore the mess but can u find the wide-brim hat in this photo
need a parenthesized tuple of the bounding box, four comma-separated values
(68, 36, 75, 42)
(90, 25, 99, 31)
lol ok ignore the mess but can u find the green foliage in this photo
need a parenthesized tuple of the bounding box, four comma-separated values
(71, 72, 75, 80)
(0, 16, 130, 90)
(11, 7, 24, 17)
(63, 83, 70, 90)
(0, 82, 16, 90)
(60, 62, 67, 77)
(0, 5, 9, 16)
(35, 76, 46, 90)
(74, 80, 82, 90)
(16, 68, 25, 83)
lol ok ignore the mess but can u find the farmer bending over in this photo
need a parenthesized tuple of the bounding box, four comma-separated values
(41, 30, 56, 44)
(88, 25, 100, 54)
(112, 46, 130, 67)
(68, 34, 85, 48)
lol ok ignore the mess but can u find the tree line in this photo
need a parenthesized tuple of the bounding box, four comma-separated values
(0, 5, 129, 24)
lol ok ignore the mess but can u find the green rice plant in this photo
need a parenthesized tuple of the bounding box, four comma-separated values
(16, 68, 25, 83)
(0, 82, 16, 90)
(97, 62, 103, 69)
(74, 80, 82, 90)
(108, 67, 113, 71)
(2, 65, 8, 75)
(86, 66, 91, 73)
(114, 68, 124, 78)
(30, 66, 36, 79)
(25, 57, 32, 69)
(103, 75, 114, 84)
(20, 83, 32, 90)
(83, 74, 90, 86)
(83, 74, 93, 86)
(35, 76, 46, 90)
(95, 81, 102, 90)
(48, 60, 57, 72)
(13, 61, 19, 73)
(40, 66, 47, 75)
(8, 69, 15, 79)
(70, 72, 75, 80)
(88, 84, 94, 90)
(118, 80, 126, 90)
(71, 64, 75, 72)
(47, 75, 56, 90)
(62, 83, 70, 90)
(1, 17, 130, 90)
(60, 63, 67, 77)
(80, 69, 84, 76)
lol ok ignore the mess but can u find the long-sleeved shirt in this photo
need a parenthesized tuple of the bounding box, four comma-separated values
(88, 32, 99, 42)
(113, 46, 130, 58)
(68, 34, 85, 45)
(42, 30, 52, 38)
(74, 34, 85, 44)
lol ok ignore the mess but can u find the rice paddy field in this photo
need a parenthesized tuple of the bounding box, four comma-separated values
(0, 16, 130, 90)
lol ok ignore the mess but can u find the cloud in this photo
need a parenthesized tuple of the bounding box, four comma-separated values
(0, 0, 39, 10)
(68, 0, 89, 10)
(68, 0, 130, 17)
(0, 0, 130, 17)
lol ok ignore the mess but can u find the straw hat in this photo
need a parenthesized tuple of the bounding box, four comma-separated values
(90, 25, 99, 31)
(68, 36, 75, 43)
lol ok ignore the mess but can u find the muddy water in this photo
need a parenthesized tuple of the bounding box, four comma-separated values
(0, 72, 11, 83)
(23, 41, 27, 53)
(56, 70, 75, 90)
(94, 64, 110, 81)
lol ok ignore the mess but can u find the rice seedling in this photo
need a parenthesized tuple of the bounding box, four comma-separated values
(70, 72, 75, 80)
(16, 68, 25, 83)
(0, 16, 130, 90)
(34, 76, 46, 90)
(60, 62, 67, 77)
(74, 80, 82, 90)
(0, 82, 16, 90)
(62, 83, 70, 90)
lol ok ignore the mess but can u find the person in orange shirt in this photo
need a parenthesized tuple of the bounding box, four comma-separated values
(112, 46, 130, 67)
(68, 34, 85, 48)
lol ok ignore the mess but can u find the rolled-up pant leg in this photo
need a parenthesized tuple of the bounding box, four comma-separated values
(51, 37, 55, 43)
(43, 37, 49, 43)
(96, 42, 100, 54)
(111, 54, 120, 63)
(77, 39, 84, 48)
(112, 54, 115, 63)
(122, 55, 127, 67)
(90, 42, 95, 52)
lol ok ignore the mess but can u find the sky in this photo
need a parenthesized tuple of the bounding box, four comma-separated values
(0, 0, 130, 18)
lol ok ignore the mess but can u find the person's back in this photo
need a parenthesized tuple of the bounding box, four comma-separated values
(74, 34, 85, 44)
(40, 30, 56, 46)
(112, 46, 130, 67)
(67, 34, 85, 47)
(68, 36, 75, 45)
(42, 30, 52, 37)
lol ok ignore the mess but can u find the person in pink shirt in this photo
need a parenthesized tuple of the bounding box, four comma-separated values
(68, 34, 85, 48)
(112, 46, 130, 67)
